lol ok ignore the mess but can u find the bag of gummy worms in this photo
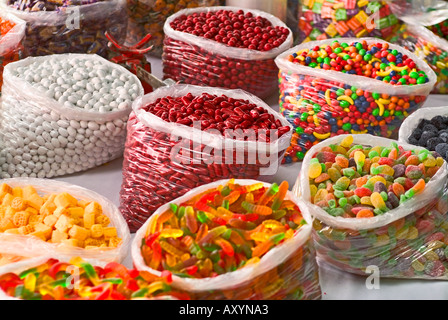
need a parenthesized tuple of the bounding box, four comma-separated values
(0, 0, 127, 59)
(0, 11, 25, 95)
(0, 254, 186, 300)
(162, 6, 294, 100)
(0, 178, 132, 264)
(390, 24, 448, 94)
(295, 134, 448, 280)
(125, 0, 223, 57)
(131, 179, 322, 300)
(298, 0, 402, 43)
(119, 84, 293, 232)
(274, 37, 437, 163)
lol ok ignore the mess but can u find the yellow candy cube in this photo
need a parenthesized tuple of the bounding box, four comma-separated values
(103, 227, 117, 240)
(90, 224, 103, 238)
(68, 225, 89, 241)
(84, 201, 102, 216)
(54, 192, 78, 209)
(54, 214, 73, 233)
(51, 230, 68, 243)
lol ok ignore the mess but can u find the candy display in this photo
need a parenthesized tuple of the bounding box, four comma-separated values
(399, 106, 448, 162)
(275, 38, 436, 163)
(0, 12, 25, 94)
(306, 135, 444, 218)
(120, 84, 293, 232)
(125, 0, 222, 57)
(428, 20, 448, 41)
(132, 179, 322, 300)
(390, 24, 448, 94)
(162, 6, 293, 99)
(1, 0, 127, 59)
(0, 178, 131, 263)
(296, 134, 448, 279)
(0, 54, 144, 179)
(298, 0, 402, 43)
(0, 256, 189, 300)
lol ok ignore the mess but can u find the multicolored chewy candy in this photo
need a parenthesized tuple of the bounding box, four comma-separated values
(391, 24, 448, 94)
(138, 180, 322, 300)
(308, 135, 444, 218)
(278, 39, 433, 163)
(299, 0, 401, 43)
(312, 183, 448, 280)
(0, 257, 190, 300)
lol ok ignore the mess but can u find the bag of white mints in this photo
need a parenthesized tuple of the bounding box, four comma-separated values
(0, 53, 144, 179)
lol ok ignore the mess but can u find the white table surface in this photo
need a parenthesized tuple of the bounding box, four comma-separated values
(51, 56, 448, 300)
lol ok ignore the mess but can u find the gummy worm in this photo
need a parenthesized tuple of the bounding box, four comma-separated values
(337, 95, 354, 105)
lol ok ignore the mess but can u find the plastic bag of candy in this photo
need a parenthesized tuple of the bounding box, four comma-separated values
(0, 254, 189, 300)
(295, 134, 448, 280)
(0, 0, 127, 59)
(275, 38, 437, 163)
(387, 0, 448, 26)
(0, 53, 144, 179)
(298, 0, 402, 43)
(162, 6, 293, 99)
(398, 106, 448, 162)
(131, 179, 322, 300)
(0, 12, 25, 94)
(390, 24, 448, 94)
(125, 0, 223, 57)
(119, 84, 293, 232)
(0, 178, 131, 264)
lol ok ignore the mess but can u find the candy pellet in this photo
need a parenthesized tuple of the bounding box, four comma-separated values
(276, 39, 435, 163)
(162, 7, 293, 99)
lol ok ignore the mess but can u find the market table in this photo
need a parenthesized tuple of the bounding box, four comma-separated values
(50, 55, 448, 300)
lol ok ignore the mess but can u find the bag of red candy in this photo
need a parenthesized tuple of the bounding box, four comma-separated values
(0, 12, 25, 94)
(131, 179, 322, 300)
(162, 6, 293, 99)
(295, 134, 448, 280)
(275, 38, 437, 163)
(119, 84, 293, 232)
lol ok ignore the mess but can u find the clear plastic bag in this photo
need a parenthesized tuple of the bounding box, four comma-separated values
(274, 37, 437, 162)
(390, 24, 448, 94)
(119, 84, 293, 232)
(298, 0, 402, 43)
(0, 178, 131, 264)
(387, 0, 448, 27)
(295, 134, 448, 280)
(131, 179, 322, 300)
(0, 12, 25, 94)
(0, 53, 144, 179)
(398, 106, 448, 144)
(0, 0, 127, 59)
(162, 6, 294, 99)
(125, 0, 223, 57)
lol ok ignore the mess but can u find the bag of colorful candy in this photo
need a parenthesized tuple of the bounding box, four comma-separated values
(125, 0, 222, 57)
(0, 254, 189, 300)
(119, 84, 293, 232)
(390, 24, 448, 94)
(162, 6, 293, 99)
(275, 38, 437, 163)
(398, 106, 448, 163)
(298, 0, 402, 43)
(0, 53, 144, 179)
(131, 179, 322, 300)
(295, 134, 448, 280)
(0, 178, 131, 265)
(0, 0, 127, 59)
(0, 12, 25, 95)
